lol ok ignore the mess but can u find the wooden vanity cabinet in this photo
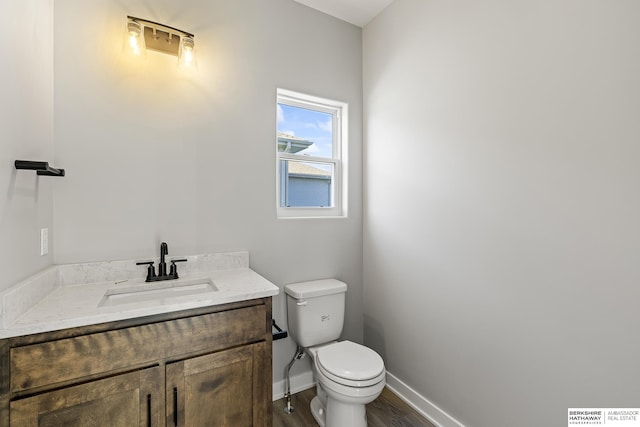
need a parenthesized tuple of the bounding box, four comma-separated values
(0, 298, 273, 427)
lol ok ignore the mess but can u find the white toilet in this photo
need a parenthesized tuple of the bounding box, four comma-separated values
(285, 279, 386, 427)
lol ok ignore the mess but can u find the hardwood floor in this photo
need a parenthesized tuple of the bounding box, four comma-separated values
(273, 386, 436, 427)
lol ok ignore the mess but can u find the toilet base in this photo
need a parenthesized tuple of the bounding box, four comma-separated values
(309, 391, 368, 427)
(326, 396, 367, 427)
(310, 396, 326, 427)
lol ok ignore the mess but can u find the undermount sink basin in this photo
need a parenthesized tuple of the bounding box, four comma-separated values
(98, 278, 218, 307)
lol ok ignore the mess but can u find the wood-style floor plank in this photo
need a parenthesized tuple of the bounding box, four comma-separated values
(273, 387, 436, 427)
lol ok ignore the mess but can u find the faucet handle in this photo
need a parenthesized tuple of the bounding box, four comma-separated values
(136, 261, 156, 282)
(169, 258, 187, 278)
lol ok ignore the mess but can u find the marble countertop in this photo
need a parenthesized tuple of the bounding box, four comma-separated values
(0, 252, 279, 339)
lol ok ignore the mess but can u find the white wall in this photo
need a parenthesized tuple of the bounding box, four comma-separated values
(0, 1, 54, 292)
(363, 1, 640, 426)
(52, 0, 362, 387)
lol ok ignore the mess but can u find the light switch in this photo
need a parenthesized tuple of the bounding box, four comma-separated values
(40, 228, 49, 256)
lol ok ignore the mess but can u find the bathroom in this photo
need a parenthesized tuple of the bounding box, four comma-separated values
(1, 0, 639, 426)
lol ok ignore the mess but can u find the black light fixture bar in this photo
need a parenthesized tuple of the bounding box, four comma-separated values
(127, 16, 194, 38)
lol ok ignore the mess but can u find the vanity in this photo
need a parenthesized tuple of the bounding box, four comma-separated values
(0, 251, 279, 426)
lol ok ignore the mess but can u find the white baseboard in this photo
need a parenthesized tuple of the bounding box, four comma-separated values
(272, 370, 315, 401)
(385, 372, 466, 427)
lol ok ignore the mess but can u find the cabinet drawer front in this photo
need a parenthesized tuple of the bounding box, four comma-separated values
(10, 304, 266, 393)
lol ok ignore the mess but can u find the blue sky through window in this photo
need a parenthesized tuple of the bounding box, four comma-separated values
(277, 103, 333, 158)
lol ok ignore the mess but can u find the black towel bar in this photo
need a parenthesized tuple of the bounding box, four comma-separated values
(272, 319, 288, 341)
(15, 160, 65, 177)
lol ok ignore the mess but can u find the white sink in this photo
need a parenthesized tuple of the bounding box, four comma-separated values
(98, 278, 218, 307)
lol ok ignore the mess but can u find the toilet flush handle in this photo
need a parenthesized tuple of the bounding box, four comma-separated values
(297, 300, 308, 306)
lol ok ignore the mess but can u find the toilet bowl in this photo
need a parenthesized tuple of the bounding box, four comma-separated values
(285, 279, 386, 427)
(306, 341, 386, 427)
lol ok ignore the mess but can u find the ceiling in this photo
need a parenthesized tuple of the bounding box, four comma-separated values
(292, 0, 394, 27)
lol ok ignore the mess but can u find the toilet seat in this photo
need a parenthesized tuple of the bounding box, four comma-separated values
(316, 341, 385, 388)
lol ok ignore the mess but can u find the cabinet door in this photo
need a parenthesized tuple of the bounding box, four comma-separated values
(10, 367, 163, 427)
(166, 344, 267, 427)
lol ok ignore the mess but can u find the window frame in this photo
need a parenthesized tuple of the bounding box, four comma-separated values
(276, 89, 348, 218)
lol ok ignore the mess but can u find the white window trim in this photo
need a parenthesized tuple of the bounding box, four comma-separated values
(276, 88, 348, 219)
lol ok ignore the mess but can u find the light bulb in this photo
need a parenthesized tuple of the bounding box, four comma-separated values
(183, 47, 193, 64)
(124, 20, 146, 58)
(178, 36, 197, 69)
(128, 34, 140, 54)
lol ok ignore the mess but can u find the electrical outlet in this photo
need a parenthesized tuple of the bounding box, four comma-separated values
(40, 228, 49, 256)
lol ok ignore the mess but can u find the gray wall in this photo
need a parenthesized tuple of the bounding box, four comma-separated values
(363, 1, 640, 426)
(0, 0, 362, 387)
(0, 1, 54, 292)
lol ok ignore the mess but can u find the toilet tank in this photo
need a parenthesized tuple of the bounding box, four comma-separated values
(284, 279, 347, 348)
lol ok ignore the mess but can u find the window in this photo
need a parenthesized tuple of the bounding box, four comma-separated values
(276, 89, 348, 218)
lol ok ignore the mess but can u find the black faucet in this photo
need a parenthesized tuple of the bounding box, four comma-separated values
(136, 242, 187, 282)
(159, 242, 168, 276)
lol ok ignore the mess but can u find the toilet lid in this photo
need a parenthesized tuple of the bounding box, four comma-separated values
(317, 341, 385, 382)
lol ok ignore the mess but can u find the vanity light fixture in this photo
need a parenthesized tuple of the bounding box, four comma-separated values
(125, 16, 197, 69)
